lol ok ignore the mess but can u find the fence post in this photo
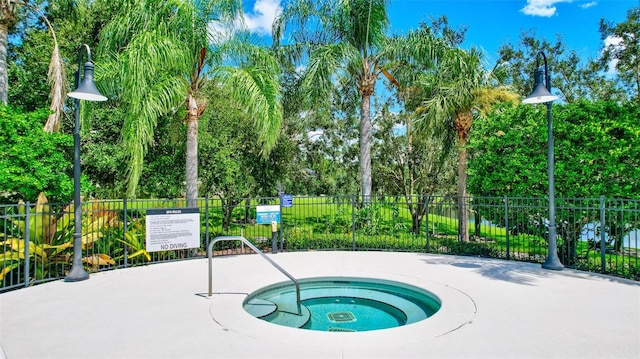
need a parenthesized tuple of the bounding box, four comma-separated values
(504, 196, 510, 260)
(351, 194, 356, 251)
(280, 201, 285, 252)
(205, 197, 210, 255)
(425, 194, 430, 253)
(24, 202, 30, 288)
(599, 196, 606, 273)
(279, 195, 284, 252)
(123, 198, 128, 268)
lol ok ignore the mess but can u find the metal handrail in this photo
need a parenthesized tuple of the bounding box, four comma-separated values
(207, 236, 301, 315)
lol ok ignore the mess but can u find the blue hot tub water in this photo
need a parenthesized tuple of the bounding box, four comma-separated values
(243, 277, 441, 332)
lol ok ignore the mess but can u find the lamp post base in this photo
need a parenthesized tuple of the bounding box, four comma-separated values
(542, 255, 564, 271)
(65, 265, 90, 282)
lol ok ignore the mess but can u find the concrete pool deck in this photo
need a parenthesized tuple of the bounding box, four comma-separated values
(1, 251, 639, 359)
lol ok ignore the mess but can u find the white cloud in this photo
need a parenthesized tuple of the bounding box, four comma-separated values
(243, 0, 282, 36)
(604, 35, 624, 48)
(208, 21, 235, 43)
(307, 129, 324, 141)
(208, 0, 282, 43)
(521, 0, 572, 17)
(603, 35, 623, 75)
(580, 1, 597, 9)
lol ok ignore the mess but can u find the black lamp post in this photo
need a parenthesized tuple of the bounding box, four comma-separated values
(522, 51, 564, 270)
(65, 44, 107, 282)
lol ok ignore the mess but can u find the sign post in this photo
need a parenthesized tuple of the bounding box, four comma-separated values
(279, 194, 292, 252)
(257, 205, 281, 253)
(271, 221, 278, 254)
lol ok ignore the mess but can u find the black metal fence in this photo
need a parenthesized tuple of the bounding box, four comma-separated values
(2, 195, 638, 292)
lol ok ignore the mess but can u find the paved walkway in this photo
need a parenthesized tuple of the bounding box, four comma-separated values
(1, 252, 639, 359)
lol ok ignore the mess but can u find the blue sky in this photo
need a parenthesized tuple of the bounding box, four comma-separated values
(242, 0, 635, 65)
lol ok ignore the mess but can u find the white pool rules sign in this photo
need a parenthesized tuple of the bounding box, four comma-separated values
(145, 208, 200, 252)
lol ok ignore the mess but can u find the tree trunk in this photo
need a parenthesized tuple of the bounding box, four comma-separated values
(411, 211, 423, 235)
(455, 111, 472, 242)
(244, 199, 251, 222)
(457, 142, 469, 242)
(222, 199, 233, 232)
(185, 94, 199, 208)
(0, 23, 8, 105)
(360, 93, 372, 204)
(1, 0, 17, 105)
(221, 197, 242, 232)
(406, 195, 426, 235)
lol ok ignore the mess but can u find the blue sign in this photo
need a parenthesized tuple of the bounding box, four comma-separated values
(256, 205, 280, 224)
(281, 194, 293, 208)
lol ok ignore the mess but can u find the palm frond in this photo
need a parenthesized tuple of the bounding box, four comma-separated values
(100, 25, 190, 197)
(415, 45, 518, 138)
(43, 40, 65, 132)
(121, 76, 188, 197)
(335, 0, 389, 53)
(213, 65, 283, 156)
(301, 42, 361, 109)
(17, 2, 68, 133)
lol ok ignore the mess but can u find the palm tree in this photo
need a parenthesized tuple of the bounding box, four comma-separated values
(1, 0, 67, 132)
(0, 0, 16, 105)
(98, 0, 282, 205)
(416, 47, 518, 242)
(273, 0, 440, 204)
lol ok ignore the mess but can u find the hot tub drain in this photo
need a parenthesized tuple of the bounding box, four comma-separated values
(327, 311, 356, 323)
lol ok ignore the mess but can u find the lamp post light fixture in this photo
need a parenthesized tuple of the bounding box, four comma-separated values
(522, 51, 564, 271)
(65, 44, 107, 282)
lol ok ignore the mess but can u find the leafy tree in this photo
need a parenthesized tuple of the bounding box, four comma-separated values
(599, 6, 640, 106)
(198, 84, 288, 230)
(469, 101, 640, 198)
(303, 107, 361, 196)
(1, 0, 76, 131)
(98, 0, 282, 206)
(8, 24, 52, 112)
(414, 47, 518, 241)
(468, 100, 640, 262)
(80, 105, 128, 198)
(270, 65, 342, 195)
(0, 106, 76, 203)
(7, 1, 141, 200)
(273, 0, 441, 203)
(80, 104, 186, 199)
(498, 30, 625, 103)
(136, 115, 186, 199)
(281, 63, 365, 196)
(373, 106, 456, 233)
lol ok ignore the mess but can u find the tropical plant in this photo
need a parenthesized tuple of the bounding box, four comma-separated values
(98, 0, 282, 206)
(414, 47, 518, 242)
(1, 0, 71, 131)
(273, 0, 441, 203)
(115, 214, 151, 264)
(0, 193, 116, 286)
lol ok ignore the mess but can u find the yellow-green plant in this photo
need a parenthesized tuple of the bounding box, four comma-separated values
(116, 216, 151, 262)
(1, 193, 116, 286)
